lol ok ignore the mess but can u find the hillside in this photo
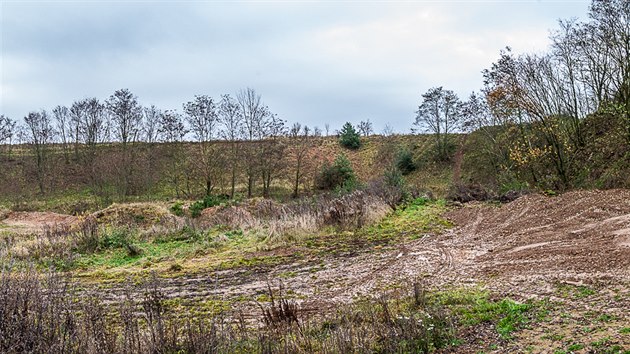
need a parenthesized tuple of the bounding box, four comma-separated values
(0, 134, 453, 213)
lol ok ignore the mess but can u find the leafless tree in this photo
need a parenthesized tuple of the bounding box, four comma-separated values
(259, 114, 286, 198)
(24, 110, 55, 194)
(0, 115, 16, 156)
(73, 98, 109, 192)
(237, 88, 269, 197)
(184, 95, 222, 196)
(358, 119, 373, 136)
(142, 105, 161, 144)
(107, 89, 143, 147)
(382, 124, 394, 137)
(158, 110, 189, 198)
(218, 94, 243, 198)
(52, 106, 71, 163)
(289, 123, 315, 198)
(107, 89, 144, 197)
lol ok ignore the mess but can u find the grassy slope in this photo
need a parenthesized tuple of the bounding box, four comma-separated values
(0, 134, 454, 213)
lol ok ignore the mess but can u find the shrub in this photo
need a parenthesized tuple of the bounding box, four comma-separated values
(170, 202, 184, 216)
(339, 122, 361, 150)
(190, 194, 229, 218)
(448, 183, 495, 203)
(316, 154, 357, 191)
(396, 149, 416, 175)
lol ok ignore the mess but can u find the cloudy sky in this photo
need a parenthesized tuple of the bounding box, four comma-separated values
(2, 0, 589, 133)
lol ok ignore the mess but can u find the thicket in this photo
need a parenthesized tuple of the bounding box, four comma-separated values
(451, 0, 630, 194)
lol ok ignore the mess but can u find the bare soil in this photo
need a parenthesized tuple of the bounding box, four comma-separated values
(0, 211, 78, 234)
(4, 189, 629, 351)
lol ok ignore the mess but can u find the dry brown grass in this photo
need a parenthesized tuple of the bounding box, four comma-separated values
(195, 190, 393, 244)
(0, 268, 455, 353)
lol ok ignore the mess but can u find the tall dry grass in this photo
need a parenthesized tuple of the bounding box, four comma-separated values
(196, 189, 394, 243)
(0, 268, 454, 353)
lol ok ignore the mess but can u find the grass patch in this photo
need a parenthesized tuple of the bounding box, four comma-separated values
(555, 283, 597, 299)
(364, 198, 452, 241)
(430, 288, 534, 340)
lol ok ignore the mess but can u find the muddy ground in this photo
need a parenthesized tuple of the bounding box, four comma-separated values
(2, 190, 629, 352)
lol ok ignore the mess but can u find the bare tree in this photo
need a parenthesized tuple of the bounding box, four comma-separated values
(184, 95, 222, 196)
(382, 124, 394, 137)
(142, 105, 161, 144)
(158, 110, 189, 198)
(107, 89, 143, 197)
(0, 115, 16, 156)
(259, 114, 286, 198)
(313, 126, 322, 137)
(324, 123, 330, 137)
(237, 88, 269, 198)
(52, 106, 71, 164)
(24, 110, 55, 194)
(74, 98, 109, 192)
(69, 100, 84, 160)
(413, 87, 462, 160)
(289, 123, 314, 198)
(218, 94, 243, 199)
(358, 119, 373, 136)
(107, 89, 143, 147)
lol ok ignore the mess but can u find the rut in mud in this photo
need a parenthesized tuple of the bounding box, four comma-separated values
(73, 190, 630, 324)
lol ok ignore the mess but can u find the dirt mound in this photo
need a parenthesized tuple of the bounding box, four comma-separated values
(89, 203, 181, 229)
(1, 211, 79, 233)
(444, 189, 630, 277)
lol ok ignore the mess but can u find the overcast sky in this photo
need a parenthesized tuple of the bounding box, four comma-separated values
(1, 0, 589, 133)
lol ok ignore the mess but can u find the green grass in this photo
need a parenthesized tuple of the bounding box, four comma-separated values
(429, 288, 535, 340)
(555, 283, 597, 299)
(567, 343, 585, 351)
(365, 198, 452, 241)
(71, 225, 301, 280)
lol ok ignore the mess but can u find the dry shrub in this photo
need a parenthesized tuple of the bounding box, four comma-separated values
(195, 189, 393, 242)
(448, 183, 496, 203)
(0, 269, 454, 353)
(258, 283, 300, 328)
(0, 206, 10, 221)
(5, 225, 77, 269)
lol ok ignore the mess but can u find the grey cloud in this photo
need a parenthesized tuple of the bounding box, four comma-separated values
(1, 1, 589, 132)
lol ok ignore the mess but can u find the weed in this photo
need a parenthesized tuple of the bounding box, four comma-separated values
(189, 194, 229, 218)
(597, 313, 614, 322)
(567, 343, 585, 351)
(170, 202, 184, 216)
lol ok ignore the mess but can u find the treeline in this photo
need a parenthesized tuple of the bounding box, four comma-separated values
(0, 88, 387, 204)
(3, 0, 628, 203)
(415, 0, 630, 192)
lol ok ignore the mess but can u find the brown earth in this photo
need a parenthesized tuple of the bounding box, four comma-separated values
(0, 211, 79, 234)
(4, 190, 629, 351)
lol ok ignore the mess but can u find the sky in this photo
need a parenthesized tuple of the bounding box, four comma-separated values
(1, 0, 590, 133)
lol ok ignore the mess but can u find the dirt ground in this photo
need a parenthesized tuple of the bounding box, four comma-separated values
(3, 190, 629, 352)
(0, 211, 78, 234)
